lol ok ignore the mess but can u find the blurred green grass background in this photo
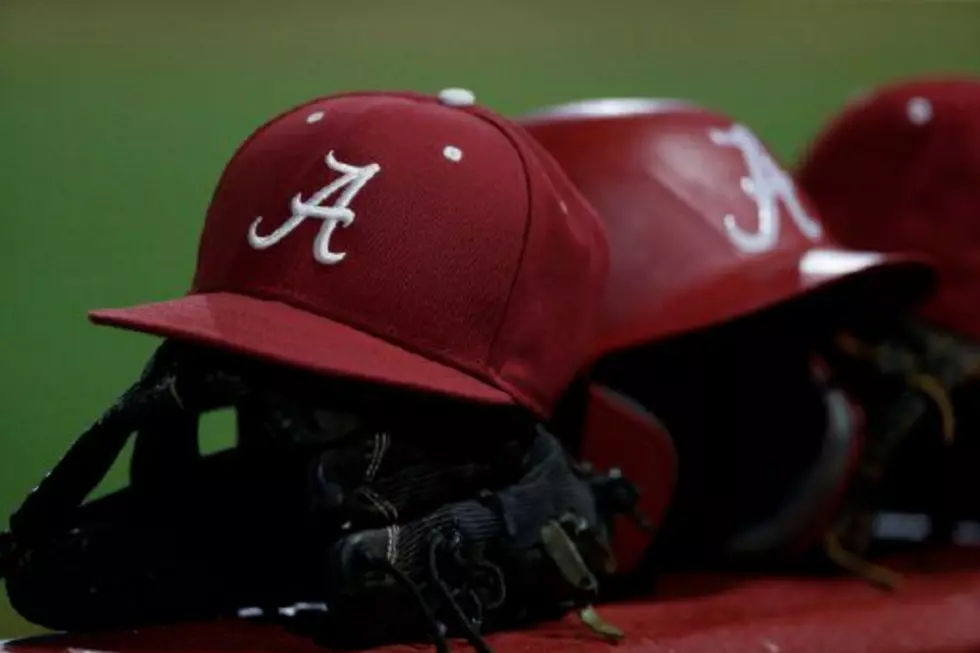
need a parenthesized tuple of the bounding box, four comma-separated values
(1, 0, 979, 638)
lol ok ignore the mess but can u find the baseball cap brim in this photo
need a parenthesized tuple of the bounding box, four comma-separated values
(89, 293, 514, 406)
(595, 247, 936, 356)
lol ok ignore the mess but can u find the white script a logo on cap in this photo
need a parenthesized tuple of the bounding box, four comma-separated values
(247, 151, 382, 265)
(709, 124, 822, 255)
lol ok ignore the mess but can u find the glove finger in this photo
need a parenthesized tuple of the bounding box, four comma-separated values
(322, 429, 613, 647)
(4, 449, 317, 632)
(311, 431, 523, 529)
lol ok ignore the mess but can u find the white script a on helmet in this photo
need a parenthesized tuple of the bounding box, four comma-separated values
(247, 150, 381, 265)
(709, 124, 822, 254)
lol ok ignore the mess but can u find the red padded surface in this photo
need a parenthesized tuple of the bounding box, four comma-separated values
(5, 547, 980, 653)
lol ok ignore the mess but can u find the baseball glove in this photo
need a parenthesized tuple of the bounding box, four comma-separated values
(0, 341, 638, 653)
(817, 318, 980, 585)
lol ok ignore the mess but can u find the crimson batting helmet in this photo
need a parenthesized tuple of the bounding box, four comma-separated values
(798, 77, 980, 540)
(521, 98, 933, 355)
(521, 98, 935, 585)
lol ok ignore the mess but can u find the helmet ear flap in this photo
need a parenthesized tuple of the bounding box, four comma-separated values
(577, 384, 678, 576)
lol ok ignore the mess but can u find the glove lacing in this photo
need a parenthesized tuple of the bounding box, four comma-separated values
(825, 330, 961, 589)
(345, 477, 633, 653)
(350, 522, 503, 653)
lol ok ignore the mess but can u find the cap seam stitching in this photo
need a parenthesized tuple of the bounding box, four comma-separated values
(474, 113, 536, 395)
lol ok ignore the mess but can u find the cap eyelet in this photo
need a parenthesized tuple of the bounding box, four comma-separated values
(443, 145, 463, 162)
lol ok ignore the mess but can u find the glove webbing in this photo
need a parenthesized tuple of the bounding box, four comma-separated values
(1, 342, 251, 563)
(824, 322, 980, 588)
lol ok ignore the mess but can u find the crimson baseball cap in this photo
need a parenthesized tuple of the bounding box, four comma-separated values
(798, 77, 980, 342)
(520, 98, 934, 356)
(89, 89, 610, 418)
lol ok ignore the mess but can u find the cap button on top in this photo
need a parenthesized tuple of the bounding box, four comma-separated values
(438, 88, 477, 107)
